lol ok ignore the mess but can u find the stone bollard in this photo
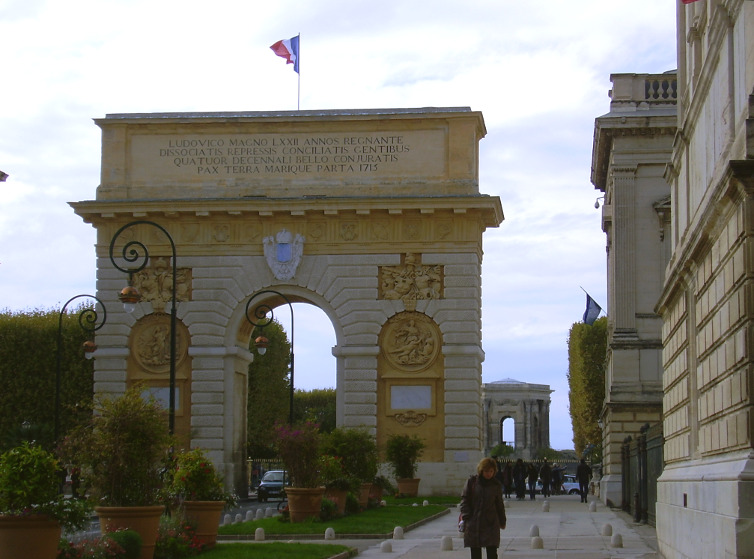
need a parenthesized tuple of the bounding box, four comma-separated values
(245, 510, 254, 522)
(234, 513, 242, 524)
(393, 526, 404, 540)
(529, 525, 540, 537)
(589, 501, 597, 512)
(265, 507, 275, 518)
(440, 535, 453, 551)
(325, 527, 335, 540)
(531, 536, 544, 549)
(254, 527, 265, 541)
(542, 501, 550, 512)
(223, 514, 232, 526)
(601, 523, 613, 536)
(380, 500, 387, 507)
(255, 508, 264, 520)
(380, 541, 393, 553)
(611, 533, 623, 548)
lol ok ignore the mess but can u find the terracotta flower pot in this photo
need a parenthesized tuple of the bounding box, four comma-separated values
(323, 488, 348, 515)
(285, 487, 325, 523)
(0, 514, 61, 559)
(182, 500, 225, 548)
(396, 477, 420, 497)
(96, 505, 164, 559)
(358, 482, 373, 508)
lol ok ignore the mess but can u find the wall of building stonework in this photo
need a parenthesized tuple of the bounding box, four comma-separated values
(654, 2, 754, 557)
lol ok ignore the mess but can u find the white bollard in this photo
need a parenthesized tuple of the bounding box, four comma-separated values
(234, 513, 242, 524)
(440, 535, 453, 551)
(254, 527, 265, 541)
(531, 536, 544, 549)
(423, 500, 430, 506)
(380, 541, 393, 553)
(393, 526, 404, 540)
(601, 523, 613, 536)
(255, 508, 264, 520)
(245, 510, 254, 522)
(380, 500, 387, 507)
(529, 525, 540, 537)
(611, 533, 623, 548)
(223, 514, 232, 526)
(542, 501, 550, 512)
(589, 501, 597, 512)
(265, 507, 275, 518)
(325, 527, 335, 540)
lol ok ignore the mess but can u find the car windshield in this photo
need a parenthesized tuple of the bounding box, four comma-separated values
(262, 471, 285, 482)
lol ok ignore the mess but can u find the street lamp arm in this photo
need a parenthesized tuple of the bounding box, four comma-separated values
(245, 289, 295, 423)
(55, 294, 107, 442)
(109, 220, 178, 435)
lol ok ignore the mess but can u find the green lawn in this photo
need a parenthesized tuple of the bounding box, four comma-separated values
(202, 542, 355, 558)
(218, 504, 449, 536)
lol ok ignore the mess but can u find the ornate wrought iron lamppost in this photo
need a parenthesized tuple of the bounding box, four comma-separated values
(55, 294, 107, 442)
(109, 220, 178, 435)
(245, 290, 295, 424)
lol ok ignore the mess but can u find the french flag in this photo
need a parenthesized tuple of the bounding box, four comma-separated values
(270, 36, 299, 73)
(681, 0, 701, 3)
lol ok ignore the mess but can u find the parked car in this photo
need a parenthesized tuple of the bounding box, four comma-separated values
(560, 474, 580, 495)
(256, 470, 288, 502)
(536, 474, 581, 495)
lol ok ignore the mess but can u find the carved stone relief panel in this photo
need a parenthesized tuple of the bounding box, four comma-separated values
(131, 257, 192, 312)
(381, 311, 441, 372)
(130, 312, 190, 374)
(378, 253, 444, 310)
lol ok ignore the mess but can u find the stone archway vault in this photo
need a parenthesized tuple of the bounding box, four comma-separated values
(72, 107, 503, 495)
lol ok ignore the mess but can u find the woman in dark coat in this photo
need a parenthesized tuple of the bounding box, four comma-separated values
(460, 457, 507, 559)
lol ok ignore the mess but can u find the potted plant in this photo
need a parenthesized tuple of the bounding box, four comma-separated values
(321, 427, 379, 509)
(164, 448, 236, 548)
(385, 433, 425, 497)
(60, 385, 174, 559)
(274, 421, 324, 522)
(370, 475, 394, 503)
(319, 454, 351, 515)
(0, 442, 90, 559)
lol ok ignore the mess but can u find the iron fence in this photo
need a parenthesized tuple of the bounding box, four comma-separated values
(621, 422, 664, 525)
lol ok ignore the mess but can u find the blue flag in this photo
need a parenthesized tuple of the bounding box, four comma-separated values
(583, 294, 602, 325)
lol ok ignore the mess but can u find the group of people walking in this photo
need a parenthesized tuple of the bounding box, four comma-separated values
(497, 457, 565, 500)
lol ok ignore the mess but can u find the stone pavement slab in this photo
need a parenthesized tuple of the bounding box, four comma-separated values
(353, 495, 659, 559)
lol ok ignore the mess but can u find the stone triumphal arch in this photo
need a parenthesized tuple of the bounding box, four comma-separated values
(71, 108, 503, 494)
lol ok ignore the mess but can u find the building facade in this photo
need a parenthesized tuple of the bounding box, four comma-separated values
(591, 72, 676, 507)
(655, 2, 754, 557)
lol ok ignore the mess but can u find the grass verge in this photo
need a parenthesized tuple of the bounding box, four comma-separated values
(218, 504, 448, 537)
(201, 542, 355, 558)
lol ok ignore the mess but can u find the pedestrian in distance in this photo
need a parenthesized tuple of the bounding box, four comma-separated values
(460, 457, 507, 559)
(576, 458, 592, 503)
(501, 461, 514, 499)
(539, 458, 552, 498)
(526, 462, 538, 500)
(512, 458, 526, 500)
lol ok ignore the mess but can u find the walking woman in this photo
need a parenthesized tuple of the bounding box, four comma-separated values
(460, 457, 507, 559)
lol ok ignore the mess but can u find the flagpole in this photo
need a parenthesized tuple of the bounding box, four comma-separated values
(297, 33, 301, 111)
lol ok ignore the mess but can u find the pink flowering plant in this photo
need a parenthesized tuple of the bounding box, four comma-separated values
(274, 422, 323, 488)
(165, 448, 236, 506)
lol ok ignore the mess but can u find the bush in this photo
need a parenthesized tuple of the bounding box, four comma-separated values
(154, 514, 206, 559)
(107, 530, 141, 559)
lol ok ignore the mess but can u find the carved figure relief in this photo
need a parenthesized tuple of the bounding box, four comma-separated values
(381, 312, 440, 372)
(132, 258, 192, 312)
(379, 253, 443, 304)
(263, 228, 305, 281)
(131, 313, 189, 374)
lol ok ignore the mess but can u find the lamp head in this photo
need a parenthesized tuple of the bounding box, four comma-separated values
(83, 340, 97, 359)
(118, 286, 141, 313)
(255, 335, 269, 355)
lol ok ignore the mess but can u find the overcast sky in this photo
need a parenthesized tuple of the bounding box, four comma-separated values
(0, 0, 678, 450)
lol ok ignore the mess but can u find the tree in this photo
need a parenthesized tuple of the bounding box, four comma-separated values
(567, 316, 607, 456)
(0, 308, 95, 451)
(246, 320, 291, 458)
(292, 388, 336, 433)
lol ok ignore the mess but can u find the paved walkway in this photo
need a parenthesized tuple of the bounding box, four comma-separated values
(338, 495, 659, 559)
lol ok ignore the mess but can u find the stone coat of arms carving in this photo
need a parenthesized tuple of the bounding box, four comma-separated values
(263, 228, 305, 281)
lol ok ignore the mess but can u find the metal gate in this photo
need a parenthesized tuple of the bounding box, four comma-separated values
(621, 423, 663, 525)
